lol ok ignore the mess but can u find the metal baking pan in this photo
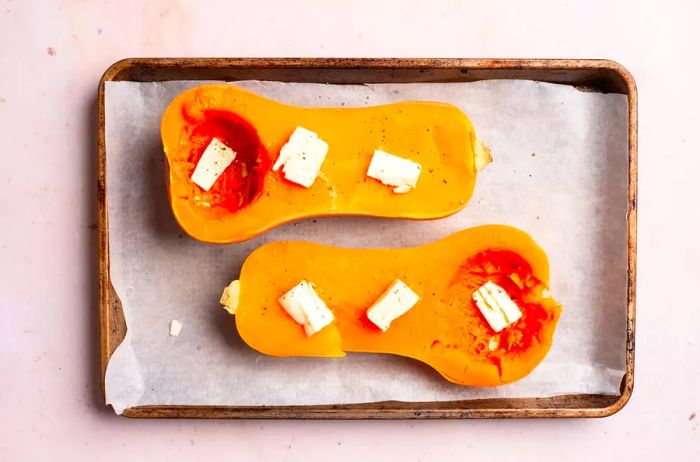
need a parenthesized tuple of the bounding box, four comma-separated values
(97, 58, 637, 418)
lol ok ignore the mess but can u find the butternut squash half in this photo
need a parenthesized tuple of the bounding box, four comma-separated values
(228, 225, 561, 386)
(161, 84, 491, 243)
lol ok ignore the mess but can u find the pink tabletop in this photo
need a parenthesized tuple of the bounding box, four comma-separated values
(1, 0, 698, 460)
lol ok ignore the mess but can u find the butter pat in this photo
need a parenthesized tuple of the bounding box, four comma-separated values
(366, 149, 421, 193)
(278, 280, 334, 336)
(220, 279, 240, 315)
(366, 279, 420, 332)
(273, 126, 328, 188)
(169, 319, 183, 337)
(472, 281, 522, 332)
(191, 138, 236, 191)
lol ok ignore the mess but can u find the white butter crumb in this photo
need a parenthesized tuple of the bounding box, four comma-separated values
(169, 319, 183, 337)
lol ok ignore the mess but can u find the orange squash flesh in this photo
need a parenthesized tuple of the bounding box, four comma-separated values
(161, 84, 485, 243)
(234, 225, 562, 386)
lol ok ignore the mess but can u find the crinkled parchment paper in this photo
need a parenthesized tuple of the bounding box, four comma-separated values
(104, 80, 628, 414)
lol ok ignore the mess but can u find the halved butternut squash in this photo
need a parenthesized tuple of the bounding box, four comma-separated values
(161, 84, 490, 243)
(229, 225, 561, 386)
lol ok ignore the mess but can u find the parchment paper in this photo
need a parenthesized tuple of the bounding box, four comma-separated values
(104, 80, 628, 415)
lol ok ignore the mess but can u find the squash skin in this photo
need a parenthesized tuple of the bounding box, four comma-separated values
(162, 84, 481, 243)
(234, 225, 562, 387)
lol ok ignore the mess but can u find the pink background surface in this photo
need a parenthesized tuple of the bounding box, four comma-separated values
(1, 0, 698, 459)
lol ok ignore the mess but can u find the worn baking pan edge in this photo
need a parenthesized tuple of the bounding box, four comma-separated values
(97, 58, 637, 419)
